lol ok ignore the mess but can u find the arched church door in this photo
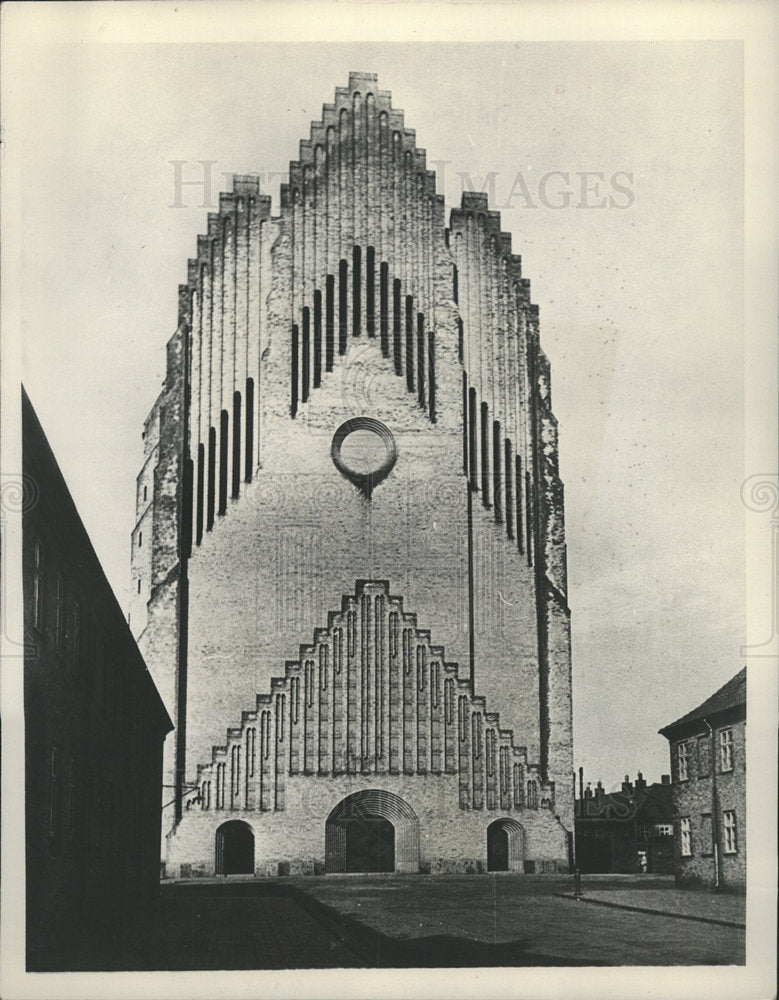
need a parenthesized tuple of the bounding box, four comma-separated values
(345, 816, 395, 873)
(487, 822, 510, 871)
(215, 820, 254, 875)
(325, 789, 420, 873)
(487, 818, 524, 872)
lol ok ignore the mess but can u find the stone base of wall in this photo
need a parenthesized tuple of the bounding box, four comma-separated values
(164, 858, 571, 879)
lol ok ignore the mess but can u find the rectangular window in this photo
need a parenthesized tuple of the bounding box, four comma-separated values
(379, 262, 389, 357)
(231, 390, 241, 500)
(492, 420, 502, 523)
(653, 824, 673, 837)
(700, 813, 713, 855)
(246, 727, 256, 778)
(392, 278, 402, 374)
(313, 289, 322, 387)
(218, 409, 229, 515)
(719, 728, 734, 772)
(405, 295, 414, 392)
(340, 260, 349, 357)
(722, 810, 737, 853)
(416, 312, 425, 409)
(325, 274, 335, 370)
(468, 387, 478, 486)
(301, 307, 310, 404)
(32, 539, 44, 630)
(196, 440, 205, 543)
(244, 378, 255, 483)
(504, 439, 514, 539)
(677, 741, 689, 781)
(366, 246, 375, 336)
(231, 745, 241, 799)
(697, 734, 710, 777)
(637, 824, 651, 842)
(680, 816, 692, 856)
(352, 246, 361, 338)
(515, 455, 524, 554)
(207, 425, 216, 529)
(480, 401, 490, 507)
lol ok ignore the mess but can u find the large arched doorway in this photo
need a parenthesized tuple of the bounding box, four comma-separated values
(346, 816, 395, 873)
(215, 820, 254, 875)
(325, 789, 420, 873)
(487, 819, 525, 872)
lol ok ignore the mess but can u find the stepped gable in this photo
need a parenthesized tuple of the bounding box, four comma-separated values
(169, 73, 565, 600)
(278, 71, 446, 421)
(191, 580, 554, 815)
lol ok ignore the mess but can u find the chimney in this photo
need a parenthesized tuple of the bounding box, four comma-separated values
(579, 766, 584, 799)
(661, 774, 671, 785)
(635, 771, 647, 791)
(584, 782, 593, 800)
(622, 774, 633, 794)
(595, 780, 603, 800)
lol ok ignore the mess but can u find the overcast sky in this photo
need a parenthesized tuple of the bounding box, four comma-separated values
(14, 34, 749, 787)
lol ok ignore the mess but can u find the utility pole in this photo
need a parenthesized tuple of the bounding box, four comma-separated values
(703, 718, 720, 892)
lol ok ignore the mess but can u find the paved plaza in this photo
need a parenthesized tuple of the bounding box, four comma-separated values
(64, 874, 744, 971)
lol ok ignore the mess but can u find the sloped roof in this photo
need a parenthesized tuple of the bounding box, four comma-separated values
(577, 781, 673, 823)
(659, 667, 746, 737)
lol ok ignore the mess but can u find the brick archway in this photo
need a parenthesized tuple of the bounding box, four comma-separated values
(325, 789, 420, 873)
(487, 818, 525, 872)
(215, 820, 254, 875)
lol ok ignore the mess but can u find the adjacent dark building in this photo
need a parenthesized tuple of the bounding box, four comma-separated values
(22, 388, 173, 970)
(659, 667, 746, 891)
(574, 771, 674, 875)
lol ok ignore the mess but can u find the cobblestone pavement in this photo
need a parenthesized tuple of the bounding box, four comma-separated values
(293, 874, 745, 966)
(65, 874, 745, 970)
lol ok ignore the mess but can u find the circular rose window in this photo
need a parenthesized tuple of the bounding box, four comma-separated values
(331, 418, 397, 498)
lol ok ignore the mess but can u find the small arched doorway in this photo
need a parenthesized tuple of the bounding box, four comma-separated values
(215, 820, 254, 875)
(325, 789, 420, 873)
(487, 819, 525, 872)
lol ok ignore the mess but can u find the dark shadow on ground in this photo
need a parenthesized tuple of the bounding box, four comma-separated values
(54, 879, 604, 971)
(37, 875, 742, 971)
(287, 884, 605, 968)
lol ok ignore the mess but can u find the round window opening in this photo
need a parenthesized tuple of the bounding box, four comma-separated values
(331, 418, 397, 499)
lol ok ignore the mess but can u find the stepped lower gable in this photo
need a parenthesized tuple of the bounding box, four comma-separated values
(132, 72, 574, 877)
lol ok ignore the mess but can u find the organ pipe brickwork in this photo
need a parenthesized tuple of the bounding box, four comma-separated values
(131, 72, 574, 876)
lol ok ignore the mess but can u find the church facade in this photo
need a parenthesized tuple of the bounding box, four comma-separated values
(131, 73, 574, 877)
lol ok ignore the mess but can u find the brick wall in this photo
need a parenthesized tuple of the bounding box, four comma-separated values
(166, 772, 570, 877)
(671, 720, 746, 890)
(133, 73, 574, 873)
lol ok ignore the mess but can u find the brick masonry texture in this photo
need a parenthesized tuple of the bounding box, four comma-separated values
(659, 669, 746, 892)
(132, 72, 574, 874)
(669, 721, 746, 890)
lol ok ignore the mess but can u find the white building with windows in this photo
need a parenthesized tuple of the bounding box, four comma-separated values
(659, 667, 746, 891)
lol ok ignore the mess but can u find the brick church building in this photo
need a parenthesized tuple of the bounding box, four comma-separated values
(131, 73, 575, 877)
